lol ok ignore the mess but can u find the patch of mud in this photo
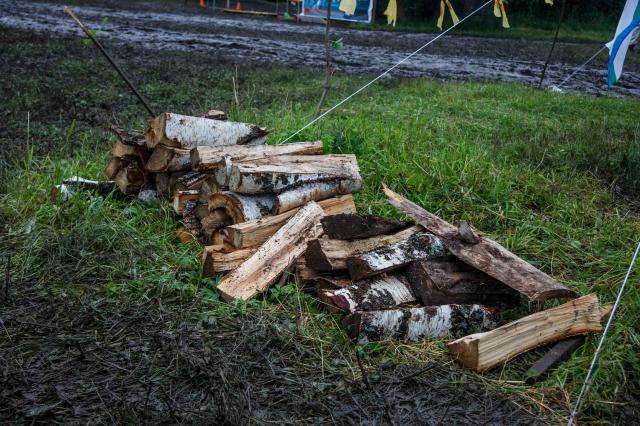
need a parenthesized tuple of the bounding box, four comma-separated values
(0, 282, 545, 424)
(1, 0, 638, 97)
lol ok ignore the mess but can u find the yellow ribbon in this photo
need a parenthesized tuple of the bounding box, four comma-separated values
(545, 0, 554, 4)
(494, 0, 509, 29)
(437, 0, 459, 31)
(384, 0, 397, 26)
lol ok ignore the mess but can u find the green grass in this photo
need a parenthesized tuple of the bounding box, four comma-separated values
(1, 28, 640, 423)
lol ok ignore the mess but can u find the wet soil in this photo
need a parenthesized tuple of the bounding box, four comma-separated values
(0, 282, 544, 424)
(1, 0, 639, 97)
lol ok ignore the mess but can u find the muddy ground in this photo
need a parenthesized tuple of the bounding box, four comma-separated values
(1, 0, 639, 97)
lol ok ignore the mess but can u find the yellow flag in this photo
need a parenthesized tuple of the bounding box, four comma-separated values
(437, 0, 459, 31)
(437, 0, 445, 30)
(445, 0, 459, 25)
(493, 0, 509, 29)
(384, 0, 397, 26)
(339, 0, 356, 16)
(545, 0, 554, 4)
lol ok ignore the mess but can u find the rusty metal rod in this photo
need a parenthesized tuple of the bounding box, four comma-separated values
(63, 6, 156, 117)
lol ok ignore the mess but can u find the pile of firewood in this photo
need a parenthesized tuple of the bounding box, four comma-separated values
(96, 110, 609, 376)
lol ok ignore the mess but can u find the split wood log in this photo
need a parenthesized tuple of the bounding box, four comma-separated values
(305, 225, 424, 272)
(346, 232, 446, 281)
(182, 200, 203, 234)
(222, 154, 362, 194)
(223, 194, 356, 249)
(145, 112, 267, 149)
(111, 140, 138, 159)
(524, 336, 585, 385)
(175, 171, 209, 191)
(146, 145, 192, 173)
(208, 192, 275, 224)
(199, 109, 228, 120)
(217, 202, 324, 302)
(104, 157, 124, 180)
(447, 294, 603, 372)
(343, 304, 497, 344)
(322, 273, 417, 313)
(110, 126, 146, 147)
(173, 190, 200, 215)
(198, 178, 220, 204)
(382, 185, 577, 301)
(195, 203, 210, 220)
(191, 141, 324, 171)
(273, 179, 361, 214)
(321, 214, 412, 240)
(202, 245, 257, 277)
(202, 209, 234, 233)
(114, 163, 145, 194)
(406, 256, 520, 307)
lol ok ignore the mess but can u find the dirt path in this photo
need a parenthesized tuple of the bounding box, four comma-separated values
(1, 0, 639, 97)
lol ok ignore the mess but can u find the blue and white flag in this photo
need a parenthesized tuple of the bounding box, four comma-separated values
(606, 0, 640, 87)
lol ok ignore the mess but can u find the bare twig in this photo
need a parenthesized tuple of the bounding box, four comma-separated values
(4, 255, 9, 302)
(314, 0, 333, 118)
(354, 346, 371, 389)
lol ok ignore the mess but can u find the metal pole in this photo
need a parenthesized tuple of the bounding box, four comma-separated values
(539, 0, 566, 88)
(63, 6, 157, 117)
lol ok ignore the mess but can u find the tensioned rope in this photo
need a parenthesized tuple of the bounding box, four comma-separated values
(554, 45, 607, 90)
(567, 241, 640, 426)
(277, 0, 494, 144)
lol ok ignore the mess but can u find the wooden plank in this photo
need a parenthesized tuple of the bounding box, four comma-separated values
(145, 112, 267, 149)
(217, 202, 324, 302)
(346, 232, 446, 281)
(305, 225, 423, 272)
(382, 185, 577, 301)
(223, 154, 362, 194)
(146, 145, 192, 173)
(191, 141, 323, 171)
(342, 305, 497, 344)
(320, 214, 411, 240)
(202, 245, 257, 277)
(447, 294, 603, 372)
(322, 273, 417, 313)
(223, 194, 356, 249)
(524, 336, 586, 385)
(405, 256, 520, 307)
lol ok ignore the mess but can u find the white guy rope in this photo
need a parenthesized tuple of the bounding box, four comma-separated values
(554, 45, 607, 90)
(567, 241, 640, 426)
(277, 0, 494, 144)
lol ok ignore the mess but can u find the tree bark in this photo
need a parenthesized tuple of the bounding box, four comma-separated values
(104, 157, 124, 180)
(448, 294, 603, 372)
(208, 191, 275, 223)
(217, 202, 324, 302)
(173, 190, 201, 215)
(382, 185, 577, 301)
(273, 179, 362, 214)
(114, 162, 145, 194)
(321, 214, 412, 240)
(146, 145, 192, 173)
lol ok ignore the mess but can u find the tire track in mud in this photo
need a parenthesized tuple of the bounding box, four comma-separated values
(1, 0, 638, 96)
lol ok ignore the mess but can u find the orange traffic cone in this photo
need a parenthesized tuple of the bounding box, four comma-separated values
(235, 1, 242, 10)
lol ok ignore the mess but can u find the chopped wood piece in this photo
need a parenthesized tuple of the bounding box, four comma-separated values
(114, 163, 145, 194)
(182, 200, 203, 234)
(110, 126, 146, 147)
(322, 273, 417, 313)
(321, 214, 412, 240)
(346, 232, 446, 281)
(305, 225, 424, 272)
(111, 140, 137, 159)
(173, 190, 200, 215)
(382, 185, 577, 301)
(198, 178, 220, 203)
(524, 336, 586, 385)
(145, 112, 267, 149)
(406, 257, 520, 307)
(195, 203, 210, 220)
(223, 195, 356, 249)
(146, 145, 192, 173)
(273, 179, 361, 214)
(209, 192, 275, 224)
(202, 245, 257, 277)
(447, 294, 603, 372)
(222, 154, 361, 194)
(202, 209, 234, 233)
(217, 202, 324, 302)
(104, 157, 124, 180)
(199, 109, 228, 120)
(176, 227, 195, 244)
(191, 141, 324, 171)
(175, 171, 209, 191)
(343, 305, 497, 344)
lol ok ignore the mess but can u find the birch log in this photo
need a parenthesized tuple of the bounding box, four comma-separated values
(223, 154, 362, 194)
(223, 194, 356, 249)
(342, 305, 497, 344)
(274, 179, 362, 214)
(346, 232, 446, 281)
(191, 141, 323, 171)
(406, 257, 520, 307)
(114, 163, 145, 194)
(448, 294, 603, 372)
(305, 225, 424, 272)
(202, 245, 257, 277)
(321, 214, 412, 240)
(208, 192, 275, 223)
(217, 202, 324, 302)
(322, 273, 417, 313)
(145, 112, 267, 149)
(146, 145, 192, 173)
(382, 185, 577, 301)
